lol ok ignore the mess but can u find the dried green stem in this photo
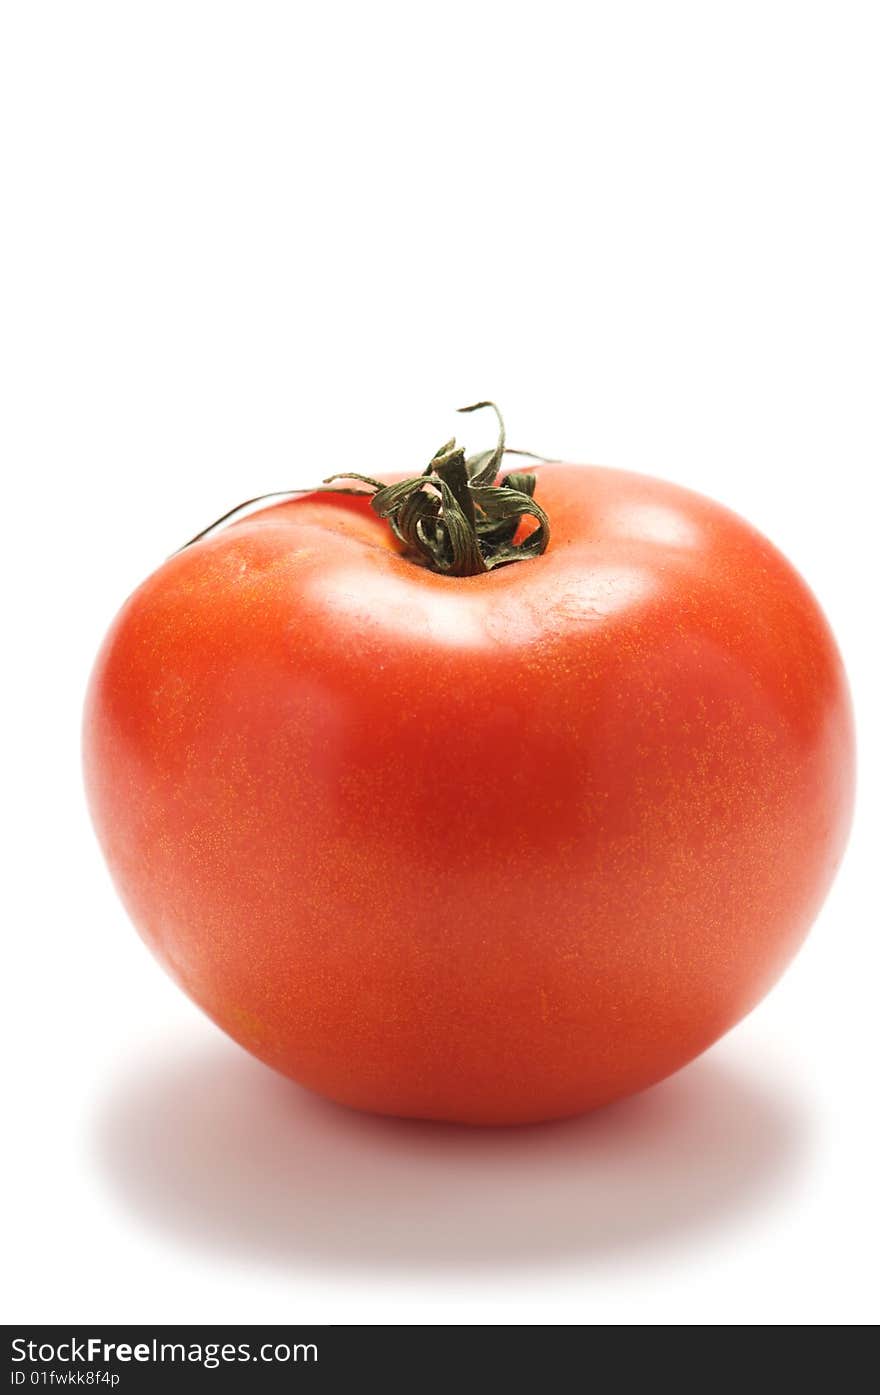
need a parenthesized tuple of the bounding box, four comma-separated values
(174, 402, 550, 574)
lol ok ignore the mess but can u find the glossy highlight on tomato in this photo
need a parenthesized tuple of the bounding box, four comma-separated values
(83, 426, 854, 1124)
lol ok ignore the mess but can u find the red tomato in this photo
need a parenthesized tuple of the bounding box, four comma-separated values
(83, 425, 854, 1124)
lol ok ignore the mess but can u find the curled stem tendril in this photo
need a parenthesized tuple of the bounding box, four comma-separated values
(174, 402, 550, 575)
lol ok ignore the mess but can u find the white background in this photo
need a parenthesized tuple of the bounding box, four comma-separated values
(1, 2, 878, 1326)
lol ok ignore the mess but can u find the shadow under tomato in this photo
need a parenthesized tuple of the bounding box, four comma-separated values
(92, 1037, 811, 1272)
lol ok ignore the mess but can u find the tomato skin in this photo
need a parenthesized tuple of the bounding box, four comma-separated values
(83, 466, 854, 1124)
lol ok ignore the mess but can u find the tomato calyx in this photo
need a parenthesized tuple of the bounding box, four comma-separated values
(174, 402, 550, 575)
(323, 402, 550, 576)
